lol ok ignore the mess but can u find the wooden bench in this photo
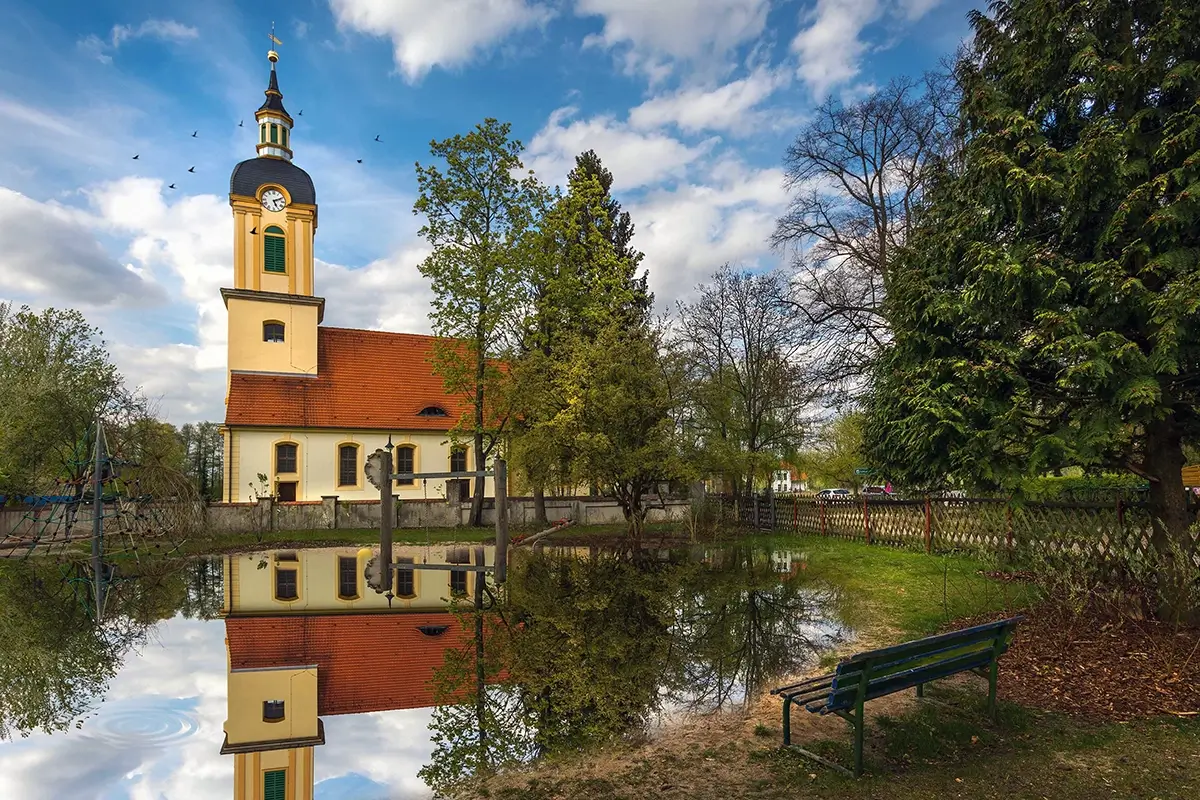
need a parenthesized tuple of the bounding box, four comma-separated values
(770, 616, 1024, 777)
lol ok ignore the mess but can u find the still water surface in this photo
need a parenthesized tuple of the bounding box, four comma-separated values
(0, 544, 848, 799)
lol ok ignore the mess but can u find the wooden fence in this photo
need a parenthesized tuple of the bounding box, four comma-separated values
(711, 495, 1200, 564)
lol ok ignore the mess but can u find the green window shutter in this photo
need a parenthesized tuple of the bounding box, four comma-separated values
(270, 124, 278, 144)
(260, 123, 266, 143)
(263, 227, 286, 273)
(282, 127, 288, 148)
(263, 769, 286, 800)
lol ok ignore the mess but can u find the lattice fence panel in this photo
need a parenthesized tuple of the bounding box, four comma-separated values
(865, 499, 927, 548)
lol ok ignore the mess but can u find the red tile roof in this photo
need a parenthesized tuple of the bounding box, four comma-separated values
(225, 327, 472, 430)
(225, 613, 471, 714)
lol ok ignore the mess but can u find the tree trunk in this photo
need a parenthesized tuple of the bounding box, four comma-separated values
(471, 431, 485, 527)
(1142, 416, 1195, 622)
(533, 485, 548, 525)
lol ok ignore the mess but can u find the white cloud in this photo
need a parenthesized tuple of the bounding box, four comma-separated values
(629, 159, 788, 308)
(0, 188, 166, 308)
(628, 67, 790, 136)
(78, 19, 199, 64)
(526, 107, 717, 190)
(329, 0, 555, 82)
(318, 243, 434, 336)
(791, 0, 946, 97)
(575, 0, 770, 80)
(791, 0, 881, 97)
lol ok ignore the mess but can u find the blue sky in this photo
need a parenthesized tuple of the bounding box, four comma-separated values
(0, 0, 974, 422)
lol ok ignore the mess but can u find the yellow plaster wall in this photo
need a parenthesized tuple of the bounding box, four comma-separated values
(226, 546, 490, 614)
(234, 428, 494, 501)
(224, 666, 319, 746)
(226, 298, 319, 377)
(234, 748, 312, 800)
(231, 192, 315, 297)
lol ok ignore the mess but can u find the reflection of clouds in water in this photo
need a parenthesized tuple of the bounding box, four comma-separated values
(0, 616, 230, 800)
(81, 697, 200, 748)
(317, 708, 437, 800)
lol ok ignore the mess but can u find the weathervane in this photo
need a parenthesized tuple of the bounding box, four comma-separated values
(268, 21, 282, 64)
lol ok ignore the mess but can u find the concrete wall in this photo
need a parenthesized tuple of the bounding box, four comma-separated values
(0, 496, 692, 540)
(228, 428, 492, 503)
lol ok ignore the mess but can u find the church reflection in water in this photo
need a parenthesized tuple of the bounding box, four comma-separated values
(218, 543, 845, 800)
(219, 545, 493, 800)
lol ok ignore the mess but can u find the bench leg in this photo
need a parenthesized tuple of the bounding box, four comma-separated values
(987, 660, 998, 720)
(783, 697, 792, 747)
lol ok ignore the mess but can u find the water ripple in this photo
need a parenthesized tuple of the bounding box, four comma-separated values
(85, 705, 199, 748)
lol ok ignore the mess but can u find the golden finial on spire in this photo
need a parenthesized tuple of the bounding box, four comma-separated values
(267, 21, 282, 65)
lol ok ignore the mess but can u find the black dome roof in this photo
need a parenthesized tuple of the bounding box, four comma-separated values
(229, 158, 316, 205)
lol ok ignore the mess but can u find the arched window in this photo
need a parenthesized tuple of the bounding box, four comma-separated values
(259, 123, 266, 143)
(395, 445, 415, 486)
(263, 321, 285, 342)
(276, 442, 297, 474)
(263, 225, 286, 273)
(417, 406, 448, 417)
(337, 444, 359, 488)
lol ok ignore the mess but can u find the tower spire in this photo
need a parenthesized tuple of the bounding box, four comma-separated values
(255, 26, 293, 161)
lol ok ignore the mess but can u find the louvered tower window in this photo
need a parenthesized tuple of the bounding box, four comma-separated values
(263, 226, 286, 273)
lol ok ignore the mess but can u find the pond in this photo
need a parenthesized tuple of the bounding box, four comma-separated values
(0, 543, 850, 798)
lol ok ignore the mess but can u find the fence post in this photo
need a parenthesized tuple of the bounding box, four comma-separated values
(1116, 497, 1124, 528)
(1005, 500, 1013, 552)
(792, 496, 799, 532)
(924, 496, 932, 554)
(820, 501, 827, 537)
(863, 495, 871, 545)
(753, 495, 759, 530)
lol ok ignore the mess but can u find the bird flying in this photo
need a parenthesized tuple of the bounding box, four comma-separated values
(250, 226, 258, 235)
(132, 154, 139, 159)
(298, 109, 303, 116)
(187, 166, 195, 173)
(191, 130, 198, 137)
(238, 120, 244, 127)
(356, 159, 363, 163)
(168, 183, 176, 189)
(374, 134, 381, 142)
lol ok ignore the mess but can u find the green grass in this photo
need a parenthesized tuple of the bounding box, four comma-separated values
(756, 534, 1037, 637)
(760, 683, 1200, 799)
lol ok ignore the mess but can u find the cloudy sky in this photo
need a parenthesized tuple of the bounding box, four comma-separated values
(0, 0, 972, 423)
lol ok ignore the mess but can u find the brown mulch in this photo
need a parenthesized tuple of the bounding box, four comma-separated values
(951, 604, 1200, 722)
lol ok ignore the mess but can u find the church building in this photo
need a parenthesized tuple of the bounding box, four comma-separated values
(221, 49, 491, 504)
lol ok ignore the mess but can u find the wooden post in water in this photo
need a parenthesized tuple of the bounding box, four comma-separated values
(378, 446, 393, 592)
(924, 497, 932, 554)
(495, 458, 508, 583)
(90, 416, 105, 619)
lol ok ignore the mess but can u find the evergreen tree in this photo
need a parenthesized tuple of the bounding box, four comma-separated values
(865, 0, 1200, 617)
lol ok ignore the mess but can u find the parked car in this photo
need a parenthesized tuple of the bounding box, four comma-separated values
(816, 488, 852, 499)
(862, 485, 888, 496)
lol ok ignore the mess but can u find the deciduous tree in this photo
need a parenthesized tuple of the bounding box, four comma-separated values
(676, 266, 812, 497)
(415, 119, 547, 525)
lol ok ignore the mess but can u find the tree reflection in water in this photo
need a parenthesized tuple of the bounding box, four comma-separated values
(0, 555, 221, 740)
(421, 545, 845, 797)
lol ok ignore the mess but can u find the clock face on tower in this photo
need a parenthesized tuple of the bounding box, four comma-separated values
(260, 189, 286, 212)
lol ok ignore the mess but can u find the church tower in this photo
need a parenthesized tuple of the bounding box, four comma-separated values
(222, 46, 323, 387)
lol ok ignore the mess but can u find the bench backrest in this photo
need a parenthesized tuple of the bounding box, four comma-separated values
(825, 616, 1023, 711)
